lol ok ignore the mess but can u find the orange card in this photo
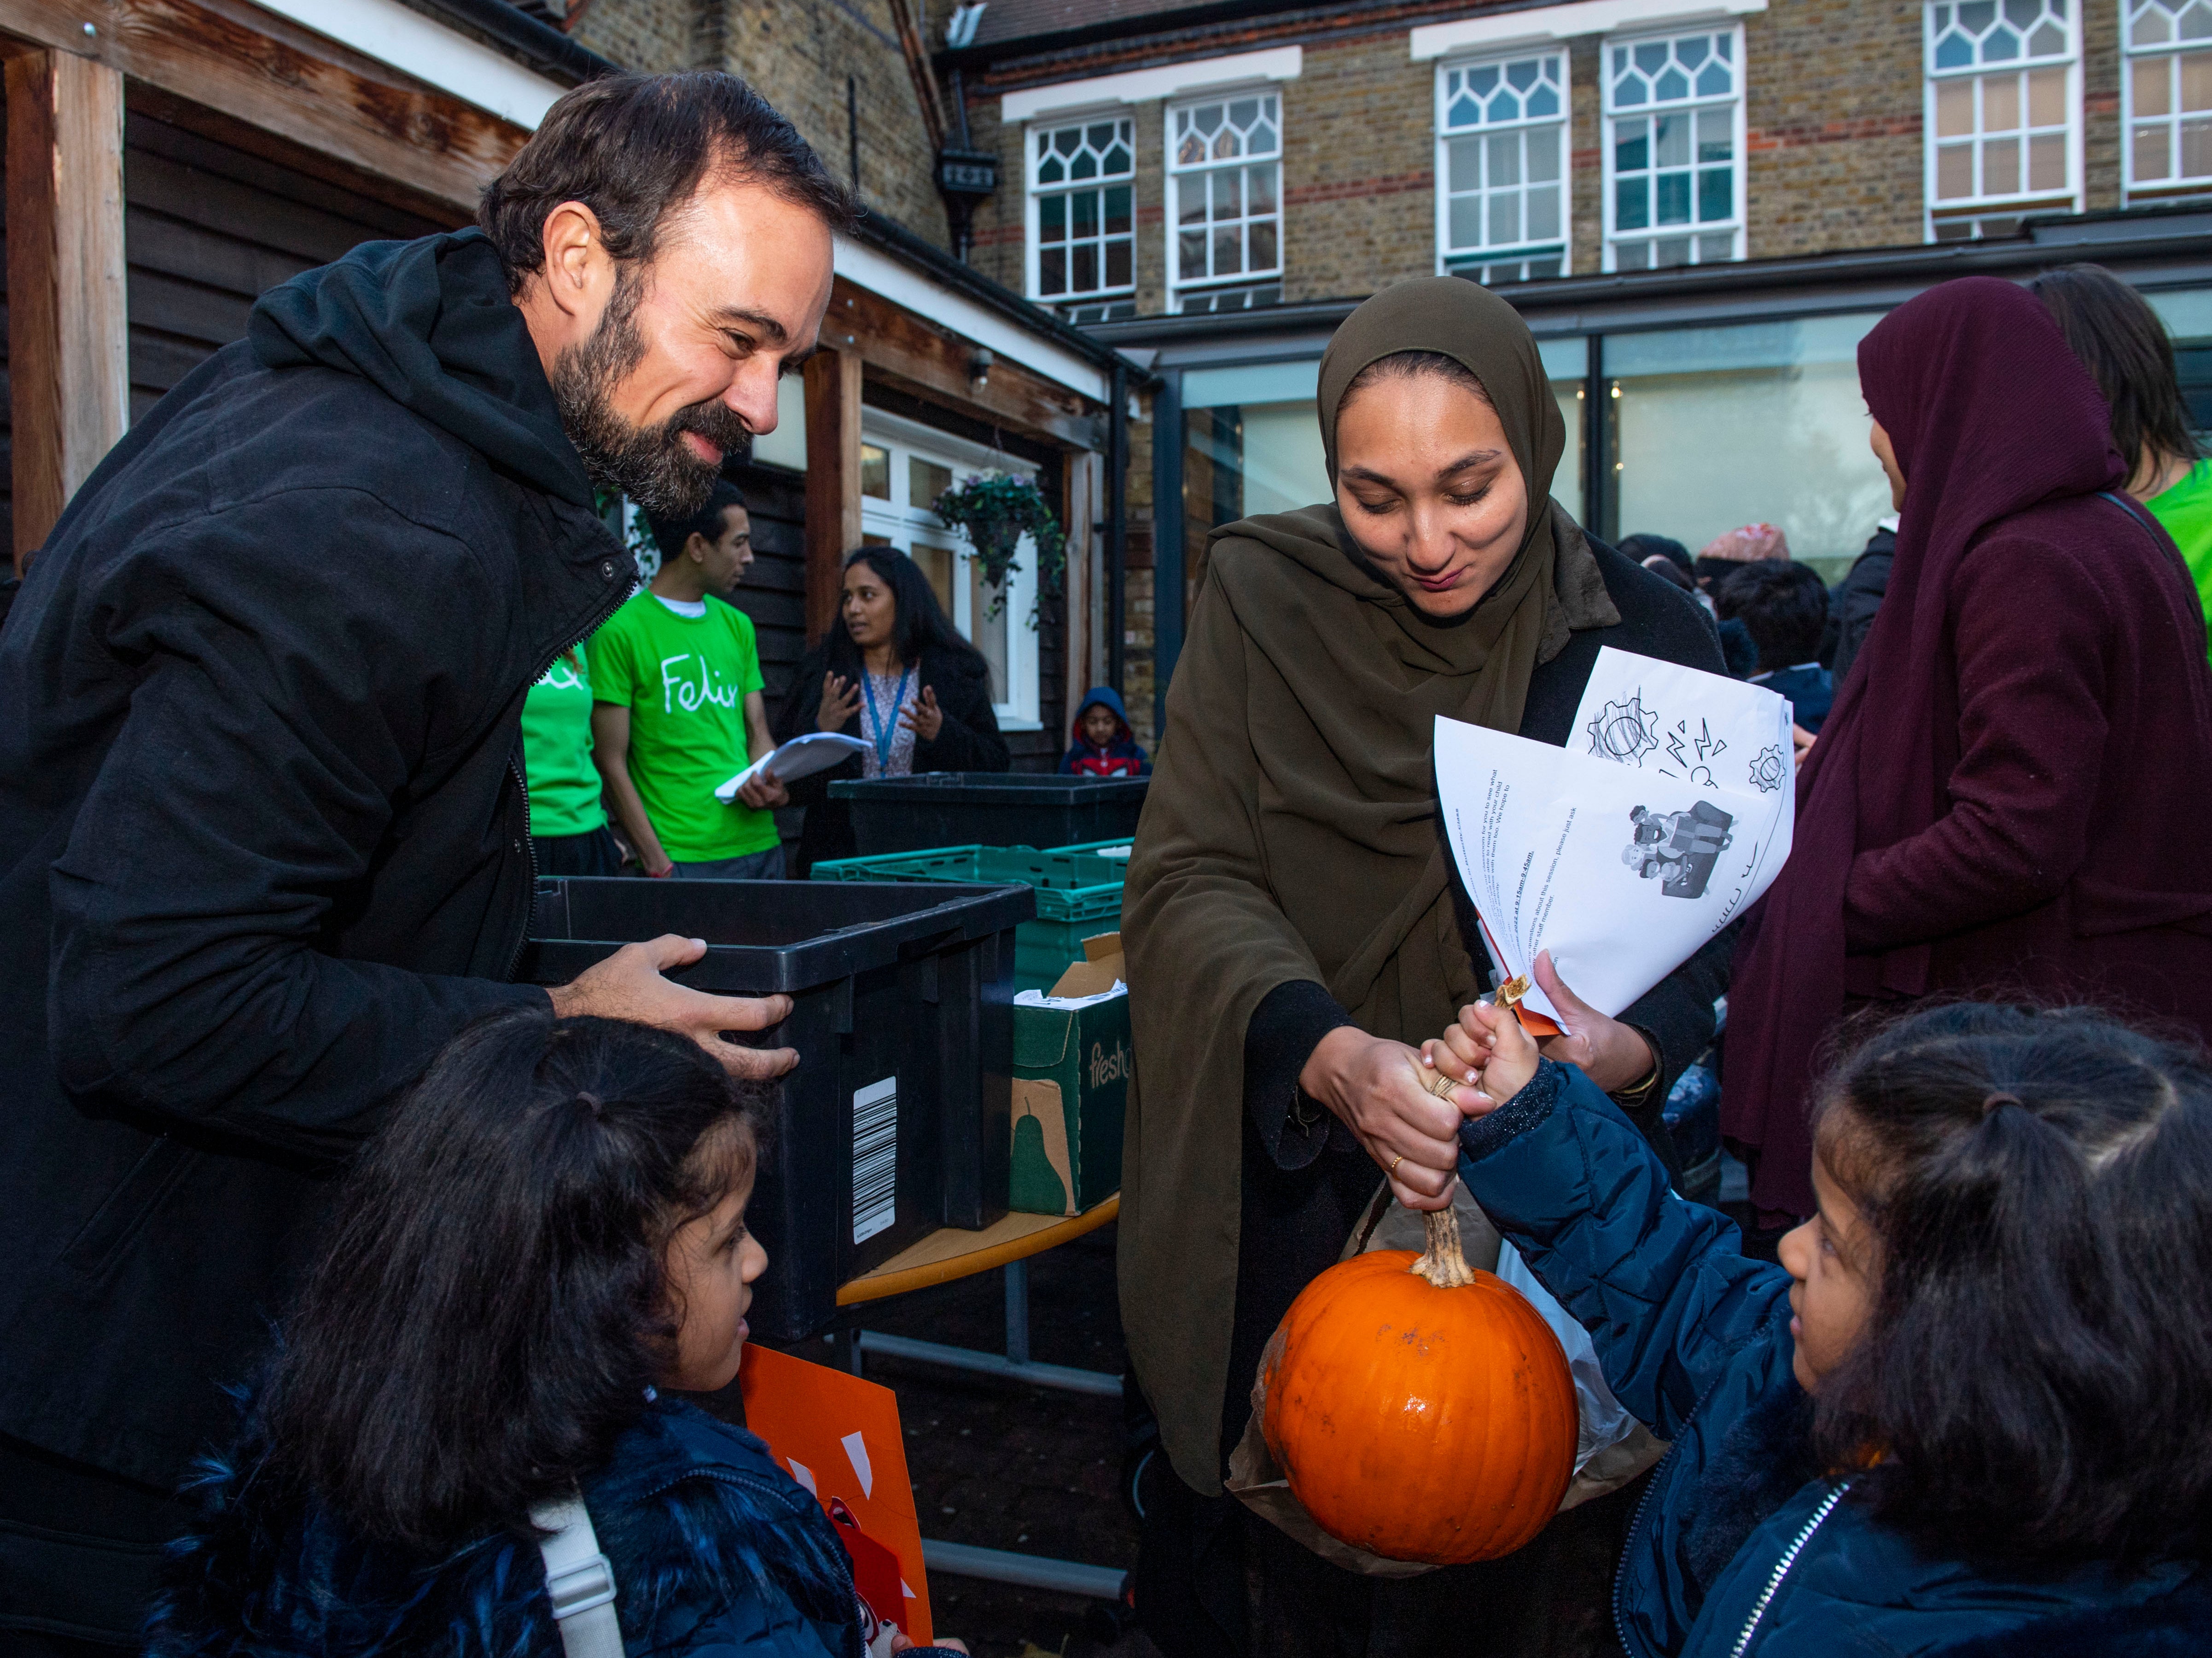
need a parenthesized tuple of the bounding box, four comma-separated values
(738, 1344, 932, 1644)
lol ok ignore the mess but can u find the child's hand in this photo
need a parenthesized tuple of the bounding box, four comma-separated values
(1474, 998, 1540, 1101)
(1421, 999, 1540, 1113)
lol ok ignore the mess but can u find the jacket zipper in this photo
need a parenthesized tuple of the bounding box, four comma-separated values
(1726, 1481, 1850, 1658)
(505, 562, 633, 979)
(1614, 1364, 1731, 1658)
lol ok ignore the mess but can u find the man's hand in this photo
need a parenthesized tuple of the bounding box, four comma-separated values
(817, 673, 861, 733)
(1298, 1025, 1470, 1210)
(899, 685, 945, 743)
(548, 935, 797, 1079)
(735, 770, 790, 810)
(1528, 950, 1653, 1092)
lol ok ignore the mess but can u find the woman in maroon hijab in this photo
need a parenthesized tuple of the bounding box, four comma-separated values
(1723, 276, 2212, 1221)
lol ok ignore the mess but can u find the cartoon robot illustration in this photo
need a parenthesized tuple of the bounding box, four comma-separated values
(1623, 801, 1735, 900)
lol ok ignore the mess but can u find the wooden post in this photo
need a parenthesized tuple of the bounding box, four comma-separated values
(8, 49, 128, 571)
(803, 347, 863, 644)
(1062, 449, 1101, 728)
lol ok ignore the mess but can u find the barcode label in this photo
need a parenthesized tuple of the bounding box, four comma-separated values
(852, 1076, 898, 1245)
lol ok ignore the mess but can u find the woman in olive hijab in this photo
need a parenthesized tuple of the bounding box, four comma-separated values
(1120, 278, 1732, 1655)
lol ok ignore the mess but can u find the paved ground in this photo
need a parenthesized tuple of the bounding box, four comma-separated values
(756, 1222, 1152, 1658)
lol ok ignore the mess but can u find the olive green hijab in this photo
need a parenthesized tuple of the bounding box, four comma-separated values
(1118, 278, 1615, 1495)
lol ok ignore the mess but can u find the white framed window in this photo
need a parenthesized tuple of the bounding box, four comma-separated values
(2125, 0, 2212, 201)
(1925, 0, 2079, 241)
(1602, 27, 1745, 272)
(857, 409, 1043, 731)
(1166, 90, 1284, 314)
(1436, 52, 1570, 283)
(1025, 115, 1136, 324)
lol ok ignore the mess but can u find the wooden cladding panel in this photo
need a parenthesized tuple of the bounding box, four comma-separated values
(0, 0, 526, 219)
(8, 50, 126, 566)
(0, 80, 11, 559)
(827, 277, 1106, 454)
(122, 111, 443, 419)
(802, 348, 863, 646)
(723, 459, 809, 715)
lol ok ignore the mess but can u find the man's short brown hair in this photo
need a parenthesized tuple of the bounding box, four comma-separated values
(479, 71, 855, 287)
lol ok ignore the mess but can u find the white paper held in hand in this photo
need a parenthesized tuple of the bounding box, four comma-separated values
(1435, 647, 1794, 1024)
(713, 733, 870, 804)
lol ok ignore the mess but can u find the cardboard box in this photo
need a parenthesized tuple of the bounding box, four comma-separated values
(1009, 933, 1129, 1216)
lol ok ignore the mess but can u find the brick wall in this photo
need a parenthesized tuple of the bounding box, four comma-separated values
(1569, 35, 1603, 273)
(1742, 0, 1925, 256)
(576, 0, 952, 247)
(2085, 0, 2124, 212)
(569, 0, 699, 77)
(960, 0, 2169, 308)
(1281, 32, 1438, 299)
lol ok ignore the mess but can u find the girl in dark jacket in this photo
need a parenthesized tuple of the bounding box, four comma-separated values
(1424, 997, 2212, 1657)
(775, 548, 1009, 875)
(146, 1012, 965, 1658)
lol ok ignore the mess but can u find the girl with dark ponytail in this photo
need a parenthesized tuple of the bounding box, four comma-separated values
(1427, 996, 2212, 1656)
(146, 1011, 966, 1658)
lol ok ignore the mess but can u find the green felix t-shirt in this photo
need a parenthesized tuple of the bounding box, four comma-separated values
(2148, 458, 2212, 665)
(587, 591, 774, 861)
(519, 652, 607, 838)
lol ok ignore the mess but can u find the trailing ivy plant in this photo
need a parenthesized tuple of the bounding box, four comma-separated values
(931, 472, 1067, 622)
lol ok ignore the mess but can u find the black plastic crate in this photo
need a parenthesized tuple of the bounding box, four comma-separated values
(829, 771, 1149, 855)
(519, 878, 1034, 1338)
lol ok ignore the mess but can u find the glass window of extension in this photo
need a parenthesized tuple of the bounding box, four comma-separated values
(1604, 29, 1745, 272)
(1926, 0, 2078, 241)
(1027, 116, 1135, 324)
(1437, 52, 1569, 283)
(2125, 0, 2212, 201)
(1167, 92, 1283, 314)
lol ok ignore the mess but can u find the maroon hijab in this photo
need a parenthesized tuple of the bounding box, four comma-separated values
(1720, 278, 2125, 1215)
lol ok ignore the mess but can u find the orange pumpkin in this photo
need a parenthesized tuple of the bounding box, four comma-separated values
(1261, 1206, 1578, 1565)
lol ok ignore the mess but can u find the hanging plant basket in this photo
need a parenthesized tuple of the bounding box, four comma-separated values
(932, 472, 1067, 621)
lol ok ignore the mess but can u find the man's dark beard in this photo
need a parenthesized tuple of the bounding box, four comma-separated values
(550, 267, 754, 518)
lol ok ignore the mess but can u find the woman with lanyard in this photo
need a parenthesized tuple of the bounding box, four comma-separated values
(775, 547, 1009, 876)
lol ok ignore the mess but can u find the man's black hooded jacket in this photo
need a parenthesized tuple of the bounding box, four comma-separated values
(0, 231, 633, 1488)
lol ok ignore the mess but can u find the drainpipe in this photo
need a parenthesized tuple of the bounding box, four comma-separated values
(1107, 356, 1129, 692)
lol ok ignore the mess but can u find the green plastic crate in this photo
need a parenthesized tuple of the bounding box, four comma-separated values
(1044, 837, 1134, 861)
(812, 844, 1125, 991)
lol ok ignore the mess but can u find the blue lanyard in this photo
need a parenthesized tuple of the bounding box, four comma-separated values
(861, 665, 914, 772)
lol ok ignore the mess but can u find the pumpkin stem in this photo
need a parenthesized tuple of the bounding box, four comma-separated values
(1412, 1204, 1477, 1288)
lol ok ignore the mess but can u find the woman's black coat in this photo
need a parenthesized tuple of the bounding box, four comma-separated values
(773, 641, 1010, 874)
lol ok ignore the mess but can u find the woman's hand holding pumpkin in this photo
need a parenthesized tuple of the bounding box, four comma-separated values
(1299, 1026, 1475, 1211)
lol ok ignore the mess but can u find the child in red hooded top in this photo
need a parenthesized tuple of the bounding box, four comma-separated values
(1059, 686, 1150, 779)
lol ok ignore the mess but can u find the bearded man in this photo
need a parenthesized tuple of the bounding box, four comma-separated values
(0, 73, 841, 1652)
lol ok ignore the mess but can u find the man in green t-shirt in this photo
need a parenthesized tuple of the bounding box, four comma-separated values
(589, 481, 789, 878)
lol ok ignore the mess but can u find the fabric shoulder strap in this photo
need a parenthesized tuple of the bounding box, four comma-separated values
(531, 1492, 624, 1658)
(2099, 489, 2157, 535)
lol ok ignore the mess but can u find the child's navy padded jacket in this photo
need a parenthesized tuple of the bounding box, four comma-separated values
(146, 1392, 949, 1658)
(1457, 1059, 2210, 1658)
